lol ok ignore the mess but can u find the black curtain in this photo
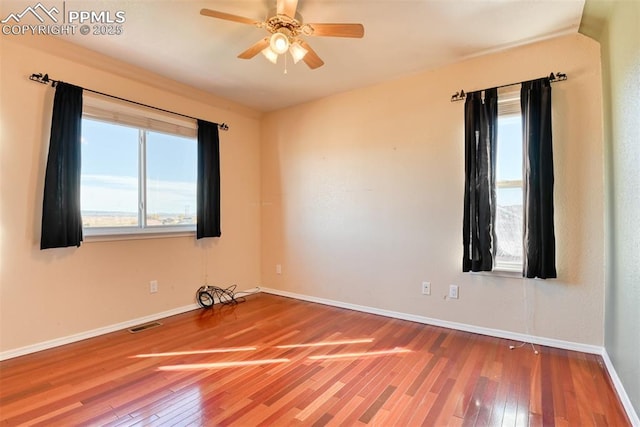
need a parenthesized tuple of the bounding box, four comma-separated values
(41, 82, 84, 249)
(521, 78, 556, 278)
(196, 120, 221, 239)
(462, 89, 498, 272)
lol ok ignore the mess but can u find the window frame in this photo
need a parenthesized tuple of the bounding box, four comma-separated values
(80, 94, 198, 239)
(493, 87, 524, 273)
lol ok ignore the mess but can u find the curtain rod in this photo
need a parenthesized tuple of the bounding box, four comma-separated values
(28, 73, 229, 131)
(450, 72, 568, 103)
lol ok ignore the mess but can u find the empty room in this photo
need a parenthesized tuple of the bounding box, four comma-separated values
(0, 0, 638, 425)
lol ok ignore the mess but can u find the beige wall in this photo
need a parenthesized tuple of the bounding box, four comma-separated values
(261, 34, 606, 345)
(596, 0, 640, 414)
(0, 32, 609, 354)
(0, 36, 262, 352)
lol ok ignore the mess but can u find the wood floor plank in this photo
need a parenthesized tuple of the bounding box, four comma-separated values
(295, 381, 344, 422)
(460, 375, 487, 426)
(394, 357, 450, 425)
(380, 351, 428, 411)
(0, 294, 630, 426)
(452, 337, 486, 418)
(358, 384, 396, 424)
(474, 377, 499, 426)
(319, 352, 403, 425)
(255, 388, 316, 426)
(422, 377, 456, 425)
(487, 347, 513, 425)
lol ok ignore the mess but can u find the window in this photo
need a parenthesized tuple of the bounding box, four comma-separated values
(80, 95, 197, 236)
(463, 81, 555, 277)
(494, 87, 523, 270)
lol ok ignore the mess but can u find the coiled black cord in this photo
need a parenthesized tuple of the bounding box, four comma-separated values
(196, 285, 259, 308)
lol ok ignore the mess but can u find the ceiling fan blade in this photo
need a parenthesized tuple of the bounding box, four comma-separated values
(200, 8, 259, 25)
(277, 0, 298, 17)
(238, 37, 270, 59)
(306, 23, 365, 38)
(298, 41, 324, 69)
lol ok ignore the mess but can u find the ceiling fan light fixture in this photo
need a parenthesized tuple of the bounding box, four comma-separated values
(289, 41, 308, 64)
(261, 47, 278, 64)
(269, 32, 290, 54)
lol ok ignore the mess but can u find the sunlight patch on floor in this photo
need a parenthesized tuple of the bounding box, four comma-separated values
(157, 358, 290, 371)
(276, 338, 374, 349)
(308, 347, 411, 361)
(131, 347, 257, 358)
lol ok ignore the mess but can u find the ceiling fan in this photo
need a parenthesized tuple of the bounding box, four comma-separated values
(200, 0, 365, 69)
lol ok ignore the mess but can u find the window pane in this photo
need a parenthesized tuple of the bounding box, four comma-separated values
(81, 118, 139, 227)
(496, 115, 522, 182)
(145, 131, 197, 226)
(495, 187, 523, 265)
(495, 107, 523, 268)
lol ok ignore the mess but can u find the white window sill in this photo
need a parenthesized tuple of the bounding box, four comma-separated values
(471, 268, 522, 279)
(83, 227, 195, 243)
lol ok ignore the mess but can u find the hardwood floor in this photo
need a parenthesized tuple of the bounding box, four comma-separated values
(0, 293, 630, 426)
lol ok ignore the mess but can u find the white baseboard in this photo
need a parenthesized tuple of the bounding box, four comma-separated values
(0, 303, 200, 361)
(601, 349, 640, 426)
(0, 287, 263, 361)
(259, 287, 602, 354)
(260, 286, 639, 426)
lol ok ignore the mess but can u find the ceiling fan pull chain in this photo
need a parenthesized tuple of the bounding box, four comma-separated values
(284, 51, 288, 74)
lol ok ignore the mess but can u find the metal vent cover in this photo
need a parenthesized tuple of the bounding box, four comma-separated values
(127, 321, 162, 333)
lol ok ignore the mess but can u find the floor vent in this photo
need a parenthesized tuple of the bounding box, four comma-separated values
(128, 321, 162, 333)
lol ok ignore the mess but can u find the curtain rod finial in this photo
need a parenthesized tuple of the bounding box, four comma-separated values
(549, 72, 567, 82)
(29, 73, 48, 84)
(450, 90, 467, 102)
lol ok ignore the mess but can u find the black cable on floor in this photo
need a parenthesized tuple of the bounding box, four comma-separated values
(196, 285, 260, 308)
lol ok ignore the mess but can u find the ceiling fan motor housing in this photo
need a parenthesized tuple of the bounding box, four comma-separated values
(265, 14, 302, 38)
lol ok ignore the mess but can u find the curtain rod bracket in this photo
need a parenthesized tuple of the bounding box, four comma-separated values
(29, 73, 53, 85)
(29, 72, 229, 131)
(450, 71, 568, 102)
(451, 89, 466, 102)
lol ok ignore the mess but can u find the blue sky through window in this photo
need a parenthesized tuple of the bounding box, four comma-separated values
(80, 118, 197, 224)
(81, 118, 138, 215)
(146, 131, 197, 221)
(496, 114, 523, 206)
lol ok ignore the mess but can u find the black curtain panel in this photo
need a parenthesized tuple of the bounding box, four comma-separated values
(462, 88, 498, 272)
(196, 120, 221, 239)
(40, 82, 84, 249)
(521, 79, 557, 279)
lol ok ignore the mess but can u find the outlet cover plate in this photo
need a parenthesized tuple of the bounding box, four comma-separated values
(449, 284, 459, 299)
(421, 282, 431, 295)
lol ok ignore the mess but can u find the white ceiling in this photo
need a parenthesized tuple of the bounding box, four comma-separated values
(46, 1, 584, 111)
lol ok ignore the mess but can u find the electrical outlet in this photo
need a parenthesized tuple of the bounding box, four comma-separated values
(150, 280, 158, 293)
(276, 264, 282, 275)
(421, 282, 431, 295)
(449, 284, 459, 299)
